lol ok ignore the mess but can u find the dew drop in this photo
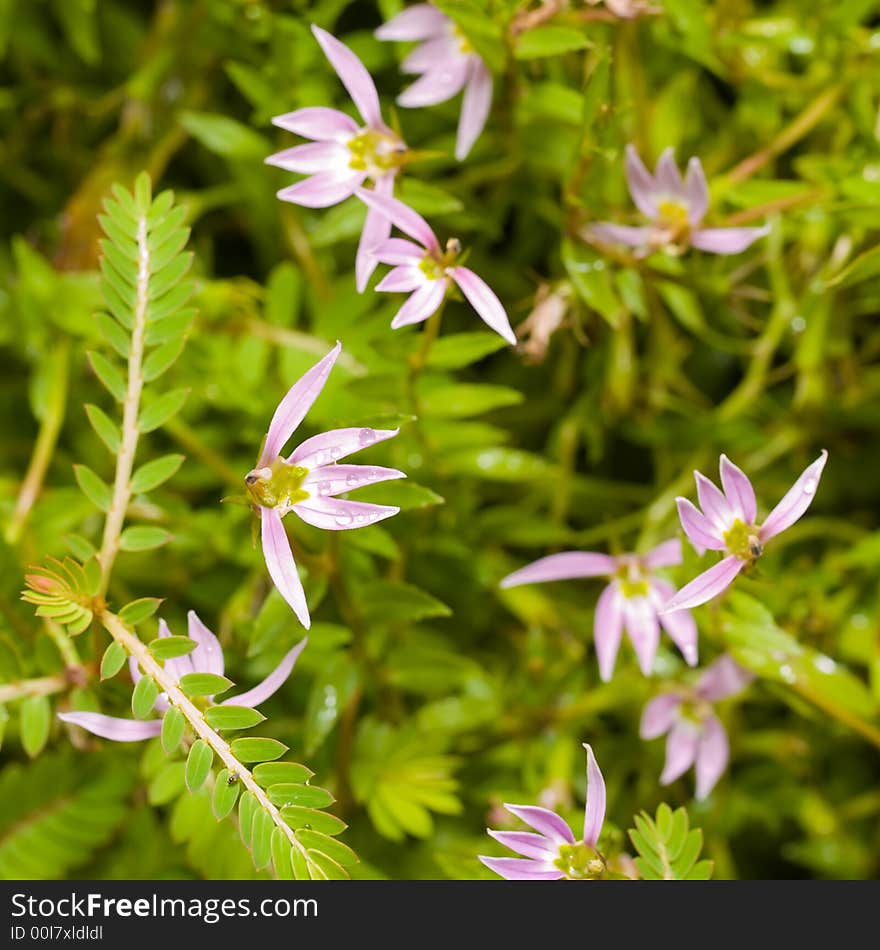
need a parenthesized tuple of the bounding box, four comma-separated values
(779, 664, 796, 684)
(346, 473, 360, 487)
(358, 427, 376, 446)
(330, 445, 343, 460)
(803, 478, 817, 495)
(334, 513, 353, 527)
(318, 481, 334, 496)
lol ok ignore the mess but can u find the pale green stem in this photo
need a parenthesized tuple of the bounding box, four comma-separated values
(0, 673, 68, 704)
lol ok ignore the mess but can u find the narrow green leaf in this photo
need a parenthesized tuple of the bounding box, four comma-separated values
(150, 227, 190, 273)
(148, 251, 192, 300)
(138, 388, 190, 432)
(144, 309, 196, 347)
(73, 464, 111, 511)
(290, 844, 311, 880)
(134, 172, 152, 212)
(238, 790, 257, 846)
(515, 24, 590, 59)
(212, 769, 241, 820)
(100, 641, 127, 680)
(119, 597, 162, 624)
(147, 189, 174, 225)
(685, 860, 714, 880)
(95, 311, 131, 358)
(267, 784, 334, 808)
(130, 454, 184, 493)
(185, 739, 214, 792)
(279, 806, 347, 836)
(84, 403, 121, 453)
(204, 706, 266, 731)
(272, 827, 295, 880)
(87, 351, 127, 401)
(162, 706, 185, 754)
(426, 332, 508, 369)
(131, 674, 159, 719)
(147, 280, 194, 322)
(179, 672, 234, 698)
(252, 761, 314, 786)
(148, 205, 187, 249)
(250, 808, 274, 870)
(296, 829, 357, 867)
(148, 761, 185, 805)
(83, 556, 102, 596)
(306, 850, 348, 880)
(142, 337, 185, 381)
(20, 695, 51, 758)
(97, 214, 138, 262)
(229, 737, 288, 763)
(150, 636, 197, 660)
(119, 526, 172, 551)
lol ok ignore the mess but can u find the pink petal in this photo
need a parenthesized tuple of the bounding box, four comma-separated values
(289, 426, 400, 469)
(719, 454, 757, 525)
(684, 157, 709, 224)
(642, 538, 682, 569)
(690, 226, 770, 255)
(694, 471, 735, 533)
(500, 552, 616, 588)
(401, 36, 453, 74)
(376, 265, 427, 293)
(676, 497, 725, 552)
(186, 611, 224, 677)
(397, 59, 470, 108)
(277, 170, 364, 208)
(390, 280, 447, 328)
(653, 147, 684, 197)
(375, 4, 449, 41)
(503, 804, 575, 844)
(622, 596, 661, 676)
(660, 555, 745, 614)
(58, 711, 163, 742)
(694, 715, 729, 800)
(303, 463, 406, 496)
(311, 25, 383, 128)
(293, 496, 399, 531)
(640, 693, 682, 740)
(356, 189, 439, 251)
(660, 720, 699, 785)
(487, 830, 557, 860)
(478, 856, 562, 880)
(582, 743, 606, 848)
(697, 655, 754, 702)
(265, 141, 350, 173)
(356, 173, 395, 293)
(624, 144, 660, 217)
(594, 582, 625, 682)
(450, 267, 515, 345)
(651, 580, 699, 667)
(371, 237, 426, 265)
(261, 342, 341, 464)
(759, 450, 828, 543)
(588, 222, 653, 247)
(222, 637, 308, 709)
(261, 508, 310, 629)
(271, 106, 358, 141)
(456, 60, 492, 160)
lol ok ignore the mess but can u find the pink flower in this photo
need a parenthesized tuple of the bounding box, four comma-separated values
(501, 539, 698, 680)
(589, 145, 769, 256)
(356, 189, 515, 344)
(376, 3, 492, 161)
(640, 655, 753, 800)
(267, 26, 408, 292)
(58, 612, 307, 741)
(246, 343, 405, 627)
(479, 744, 607, 880)
(662, 451, 828, 614)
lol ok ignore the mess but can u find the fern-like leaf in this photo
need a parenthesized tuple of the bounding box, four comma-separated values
(628, 803, 714, 880)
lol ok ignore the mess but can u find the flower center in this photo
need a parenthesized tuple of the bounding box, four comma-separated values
(653, 198, 691, 245)
(245, 457, 309, 511)
(678, 697, 711, 726)
(451, 24, 473, 55)
(347, 128, 407, 177)
(554, 841, 606, 880)
(722, 518, 763, 562)
(614, 560, 650, 599)
(419, 238, 462, 281)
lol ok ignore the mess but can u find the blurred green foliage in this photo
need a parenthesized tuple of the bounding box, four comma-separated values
(1, 0, 880, 880)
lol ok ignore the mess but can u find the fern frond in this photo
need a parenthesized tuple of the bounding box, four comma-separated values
(628, 803, 714, 880)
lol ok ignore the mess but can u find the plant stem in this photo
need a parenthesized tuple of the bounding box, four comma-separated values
(5, 342, 70, 545)
(0, 673, 68, 704)
(100, 609, 309, 861)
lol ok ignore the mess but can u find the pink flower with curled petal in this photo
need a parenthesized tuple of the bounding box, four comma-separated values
(479, 744, 607, 880)
(501, 538, 698, 680)
(267, 26, 408, 292)
(662, 451, 828, 614)
(58, 612, 307, 742)
(588, 145, 769, 257)
(376, 3, 492, 161)
(641, 655, 753, 800)
(356, 189, 515, 344)
(245, 343, 405, 627)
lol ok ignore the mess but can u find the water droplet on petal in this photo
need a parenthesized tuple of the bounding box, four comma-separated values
(334, 513, 353, 527)
(330, 446, 343, 460)
(319, 481, 334, 496)
(803, 478, 817, 495)
(346, 473, 360, 487)
(358, 427, 376, 446)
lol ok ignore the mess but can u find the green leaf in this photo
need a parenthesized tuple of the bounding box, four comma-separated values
(142, 337, 185, 381)
(131, 674, 159, 720)
(212, 769, 241, 820)
(252, 762, 315, 787)
(306, 849, 348, 880)
(280, 805, 347, 836)
(134, 172, 152, 212)
(359, 581, 452, 625)
(628, 806, 711, 880)
(296, 829, 357, 867)
(147, 281, 194, 323)
(396, 179, 464, 216)
(130, 454, 184, 493)
(238, 790, 257, 846)
(418, 383, 523, 418)
(515, 24, 590, 60)
(185, 739, 214, 792)
(119, 526, 172, 551)
(148, 252, 193, 301)
(85, 403, 121, 453)
(148, 762, 185, 805)
(272, 827, 295, 880)
(161, 706, 185, 754)
(138, 388, 189, 432)
(95, 311, 130, 358)
(179, 673, 234, 698)
(203, 706, 266, 731)
(87, 351, 127, 401)
(249, 808, 274, 870)
(181, 111, 268, 159)
(304, 654, 360, 755)
(100, 641, 127, 680)
(229, 737, 288, 763)
(119, 598, 162, 625)
(290, 844, 311, 880)
(149, 636, 197, 661)
(426, 332, 508, 369)
(73, 465, 111, 511)
(20, 695, 51, 758)
(826, 243, 880, 288)
(562, 239, 622, 328)
(266, 784, 335, 808)
(144, 309, 196, 347)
